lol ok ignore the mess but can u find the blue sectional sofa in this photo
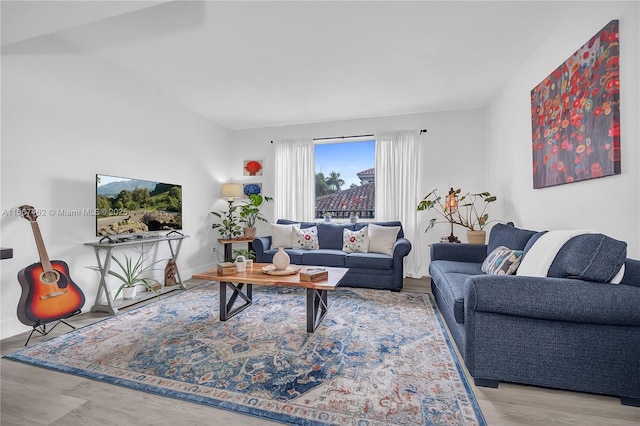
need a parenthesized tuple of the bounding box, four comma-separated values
(429, 223, 640, 406)
(253, 219, 411, 291)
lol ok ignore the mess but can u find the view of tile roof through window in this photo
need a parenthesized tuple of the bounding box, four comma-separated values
(315, 140, 375, 219)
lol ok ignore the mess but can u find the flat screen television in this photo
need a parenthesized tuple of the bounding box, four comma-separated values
(95, 174, 182, 238)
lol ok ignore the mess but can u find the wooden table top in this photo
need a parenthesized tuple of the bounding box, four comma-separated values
(192, 263, 348, 291)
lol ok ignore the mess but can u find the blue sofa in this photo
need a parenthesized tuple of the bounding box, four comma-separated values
(253, 219, 411, 291)
(429, 223, 640, 406)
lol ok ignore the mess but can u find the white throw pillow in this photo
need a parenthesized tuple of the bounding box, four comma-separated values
(367, 224, 400, 256)
(343, 227, 369, 253)
(293, 226, 320, 250)
(270, 223, 299, 249)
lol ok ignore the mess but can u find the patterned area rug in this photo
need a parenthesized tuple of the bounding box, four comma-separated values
(5, 283, 485, 425)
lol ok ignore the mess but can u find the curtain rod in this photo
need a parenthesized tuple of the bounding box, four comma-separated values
(270, 129, 427, 143)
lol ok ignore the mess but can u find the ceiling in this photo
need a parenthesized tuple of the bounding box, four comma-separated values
(1, 1, 577, 130)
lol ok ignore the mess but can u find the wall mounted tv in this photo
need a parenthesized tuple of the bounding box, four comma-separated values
(96, 174, 182, 237)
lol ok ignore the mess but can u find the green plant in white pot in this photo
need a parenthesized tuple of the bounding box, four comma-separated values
(109, 253, 162, 300)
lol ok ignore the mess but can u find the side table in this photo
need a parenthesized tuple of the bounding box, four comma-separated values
(218, 237, 254, 262)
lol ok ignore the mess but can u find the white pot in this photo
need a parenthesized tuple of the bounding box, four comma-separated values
(235, 255, 246, 272)
(122, 286, 137, 299)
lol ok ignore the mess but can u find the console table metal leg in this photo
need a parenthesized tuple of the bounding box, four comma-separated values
(307, 288, 328, 333)
(90, 247, 117, 314)
(167, 238, 186, 289)
(219, 282, 252, 321)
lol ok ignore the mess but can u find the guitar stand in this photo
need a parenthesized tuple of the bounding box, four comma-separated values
(24, 310, 81, 346)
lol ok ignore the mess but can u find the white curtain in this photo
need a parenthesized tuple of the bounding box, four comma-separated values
(273, 138, 315, 221)
(375, 130, 423, 278)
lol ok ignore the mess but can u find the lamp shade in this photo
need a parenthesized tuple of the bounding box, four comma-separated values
(221, 183, 243, 200)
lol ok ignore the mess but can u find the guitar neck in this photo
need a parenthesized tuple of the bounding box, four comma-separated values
(30, 221, 53, 271)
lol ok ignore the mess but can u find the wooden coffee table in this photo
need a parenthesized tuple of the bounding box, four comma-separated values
(192, 263, 348, 332)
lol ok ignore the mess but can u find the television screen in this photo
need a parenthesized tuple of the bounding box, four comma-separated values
(96, 174, 182, 237)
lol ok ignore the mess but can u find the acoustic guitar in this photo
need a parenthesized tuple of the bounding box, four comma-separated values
(17, 205, 85, 326)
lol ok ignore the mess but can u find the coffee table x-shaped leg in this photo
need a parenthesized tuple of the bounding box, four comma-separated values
(219, 281, 330, 333)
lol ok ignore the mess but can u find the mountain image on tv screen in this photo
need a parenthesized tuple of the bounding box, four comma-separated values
(96, 175, 182, 236)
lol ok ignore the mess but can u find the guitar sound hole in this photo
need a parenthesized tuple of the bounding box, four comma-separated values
(40, 270, 59, 284)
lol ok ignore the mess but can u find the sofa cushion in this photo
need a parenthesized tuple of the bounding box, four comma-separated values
(355, 221, 404, 238)
(277, 219, 316, 229)
(429, 260, 483, 324)
(317, 222, 355, 250)
(487, 223, 537, 254)
(547, 233, 626, 283)
(293, 226, 319, 250)
(518, 230, 627, 284)
(300, 249, 346, 267)
(368, 223, 400, 256)
(270, 223, 299, 248)
(345, 252, 393, 269)
(343, 227, 369, 253)
(261, 248, 305, 264)
(482, 246, 523, 275)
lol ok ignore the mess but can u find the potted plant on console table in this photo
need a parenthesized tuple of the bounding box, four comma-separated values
(417, 188, 497, 244)
(108, 253, 162, 300)
(238, 194, 273, 238)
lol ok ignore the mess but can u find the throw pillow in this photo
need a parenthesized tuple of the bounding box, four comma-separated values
(293, 226, 320, 250)
(367, 223, 400, 256)
(271, 223, 299, 249)
(517, 230, 627, 284)
(487, 223, 538, 254)
(343, 227, 369, 253)
(546, 233, 627, 283)
(482, 246, 524, 275)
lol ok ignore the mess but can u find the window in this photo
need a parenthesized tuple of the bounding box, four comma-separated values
(314, 139, 375, 220)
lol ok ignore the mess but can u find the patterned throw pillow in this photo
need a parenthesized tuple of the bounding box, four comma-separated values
(293, 226, 319, 250)
(482, 246, 524, 275)
(343, 227, 369, 253)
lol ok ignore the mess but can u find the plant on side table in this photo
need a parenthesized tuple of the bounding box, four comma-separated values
(238, 194, 273, 238)
(233, 248, 256, 269)
(417, 188, 497, 244)
(109, 253, 163, 300)
(211, 203, 243, 240)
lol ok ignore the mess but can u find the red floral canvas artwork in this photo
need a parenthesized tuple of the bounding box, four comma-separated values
(531, 20, 620, 189)
(243, 160, 263, 176)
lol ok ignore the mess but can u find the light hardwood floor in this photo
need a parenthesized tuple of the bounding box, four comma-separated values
(1, 278, 638, 425)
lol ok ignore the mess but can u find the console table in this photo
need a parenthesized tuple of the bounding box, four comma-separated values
(85, 234, 188, 314)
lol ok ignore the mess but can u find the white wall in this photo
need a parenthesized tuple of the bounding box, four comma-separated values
(487, 1, 640, 257)
(0, 37, 230, 338)
(230, 109, 488, 277)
